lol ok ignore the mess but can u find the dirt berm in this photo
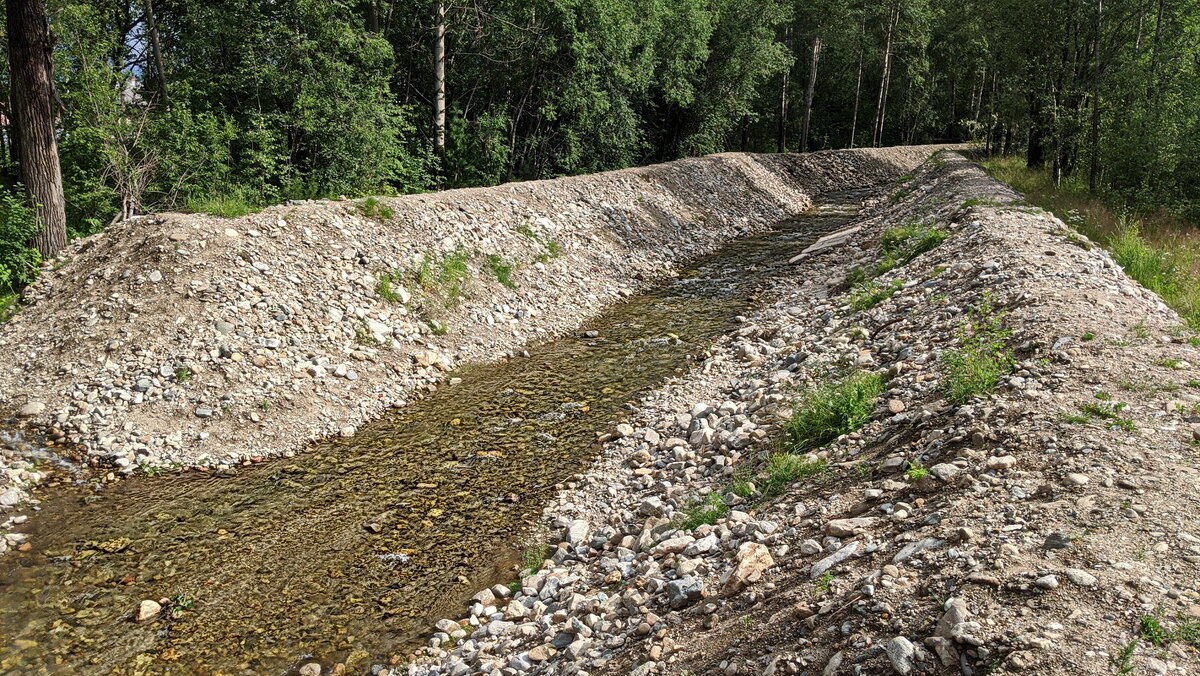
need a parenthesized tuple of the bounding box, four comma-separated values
(405, 152, 1200, 676)
(0, 145, 949, 501)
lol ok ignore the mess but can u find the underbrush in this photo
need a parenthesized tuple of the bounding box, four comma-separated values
(982, 157, 1200, 328)
(187, 193, 260, 218)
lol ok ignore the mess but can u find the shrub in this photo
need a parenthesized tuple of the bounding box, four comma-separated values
(0, 186, 41, 296)
(188, 193, 259, 218)
(784, 372, 885, 453)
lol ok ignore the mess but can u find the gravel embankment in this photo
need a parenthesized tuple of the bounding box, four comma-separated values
(0, 146, 948, 511)
(405, 152, 1200, 676)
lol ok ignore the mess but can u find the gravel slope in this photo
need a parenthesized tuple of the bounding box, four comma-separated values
(404, 152, 1200, 676)
(0, 146, 948, 511)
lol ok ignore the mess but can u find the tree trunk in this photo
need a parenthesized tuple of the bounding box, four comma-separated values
(433, 0, 447, 159)
(848, 19, 864, 148)
(872, 4, 898, 147)
(777, 26, 791, 153)
(1088, 0, 1103, 191)
(145, 0, 169, 104)
(6, 0, 66, 258)
(801, 37, 821, 152)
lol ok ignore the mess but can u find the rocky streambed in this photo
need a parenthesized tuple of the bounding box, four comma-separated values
(0, 190, 873, 674)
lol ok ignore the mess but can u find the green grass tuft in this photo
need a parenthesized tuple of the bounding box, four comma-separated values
(486, 254, 518, 289)
(941, 297, 1014, 404)
(784, 372, 884, 453)
(849, 279, 902, 311)
(677, 493, 730, 530)
(188, 194, 259, 218)
(357, 196, 395, 221)
(762, 454, 828, 497)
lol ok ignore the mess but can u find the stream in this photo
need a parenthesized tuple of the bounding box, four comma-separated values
(0, 190, 873, 675)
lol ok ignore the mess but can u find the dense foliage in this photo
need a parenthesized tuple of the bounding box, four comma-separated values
(0, 0, 1198, 297)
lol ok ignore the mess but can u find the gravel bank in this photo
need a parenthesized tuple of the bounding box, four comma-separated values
(405, 152, 1200, 676)
(0, 146, 947, 511)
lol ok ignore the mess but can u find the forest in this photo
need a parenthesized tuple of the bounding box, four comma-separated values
(0, 0, 1198, 300)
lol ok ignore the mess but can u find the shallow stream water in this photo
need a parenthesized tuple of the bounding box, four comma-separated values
(0, 191, 871, 674)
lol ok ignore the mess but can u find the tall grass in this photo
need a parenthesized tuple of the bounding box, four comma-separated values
(982, 157, 1200, 328)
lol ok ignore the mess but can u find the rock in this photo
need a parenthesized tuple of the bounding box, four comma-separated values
(928, 463, 961, 481)
(1063, 568, 1097, 587)
(637, 497, 666, 517)
(666, 576, 704, 609)
(892, 537, 945, 563)
(17, 401, 45, 418)
(935, 598, 970, 639)
(299, 664, 321, 676)
(825, 517, 877, 537)
(722, 542, 775, 593)
(1043, 532, 1072, 550)
(986, 455, 1017, 470)
(1035, 574, 1059, 590)
(886, 636, 917, 675)
(0, 489, 20, 507)
(565, 520, 590, 546)
(136, 599, 162, 622)
(811, 542, 858, 579)
(822, 651, 844, 676)
(1065, 473, 1089, 486)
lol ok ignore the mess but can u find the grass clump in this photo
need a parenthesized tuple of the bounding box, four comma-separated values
(784, 372, 884, 453)
(486, 254, 518, 289)
(677, 493, 730, 530)
(849, 279, 902, 311)
(878, 222, 949, 273)
(357, 196, 395, 221)
(519, 543, 551, 573)
(376, 268, 407, 303)
(762, 454, 828, 497)
(188, 193, 259, 218)
(941, 297, 1014, 404)
(1068, 400, 1137, 432)
(417, 247, 472, 304)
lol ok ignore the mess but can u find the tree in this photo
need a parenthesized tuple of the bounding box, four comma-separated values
(6, 0, 67, 258)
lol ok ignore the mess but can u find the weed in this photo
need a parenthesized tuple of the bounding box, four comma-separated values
(905, 461, 929, 482)
(175, 366, 191, 382)
(417, 247, 472, 304)
(486, 254, 518, 289)
(762, 454, 828, 497)
(1109, 638, 1137, 675)
(258, 400, 271, 412)
(1073, 401, 1137, 431)
(731, 478, 754, 499)
(376, 268, 407, 303)
(0, 293, 18, 324)
(878, 222, 949, 272)
(1094, 390, 1112, 401)
(849, 279, 903, 310)
(169, 593, 195, 615)
(1140, 609, 1169, 647)
(1156, 357, 1184, 369)
(677, 493, 729, 530)
(784, 372, 884, 453)
(814, 571, 834, 597)
(426, 320, 448, 335)
(1177, 618, 1200, 648)
(357, 196, 395, 221)
(1082, 332, 1096, 341)
(520, 543, 551, 572)
(941, 298, 1014, 404)
(1132, 319, 1151, 339)
(844, 266, 867, 288)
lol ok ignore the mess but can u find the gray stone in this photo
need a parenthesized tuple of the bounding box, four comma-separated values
(1043, 532, 1072, 550)
(1064, 568, 1097, 587)
(886, 636, 916, 675)
(666, 576, 703, 609)
(892, 537, 946, 563)
(17, 401, 45, 417)
(811, 542, 858, 579)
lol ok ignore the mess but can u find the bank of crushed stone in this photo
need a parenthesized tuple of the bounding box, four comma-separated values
(406, 153, 1200, 676)
(0, 146, 946, 510)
